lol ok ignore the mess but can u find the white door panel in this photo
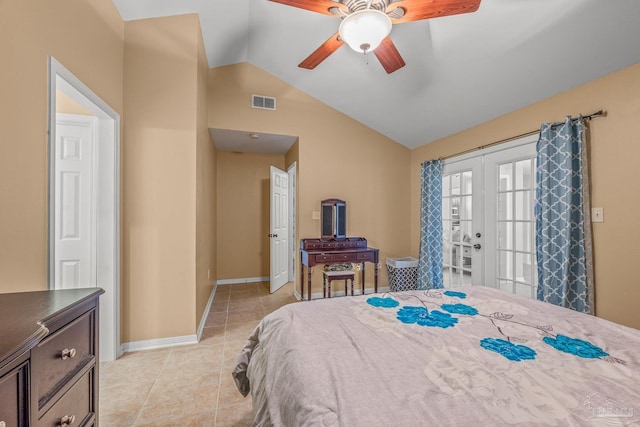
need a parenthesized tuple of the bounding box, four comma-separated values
(270, 166, 288, 293)
(55, 115, 96, 289)
(442, 157, 483, 287)
(484, 140, 537, 297)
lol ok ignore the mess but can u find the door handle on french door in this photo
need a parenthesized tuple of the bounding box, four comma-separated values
(268, 234, 278, 238)
(473, 243, 481, 250)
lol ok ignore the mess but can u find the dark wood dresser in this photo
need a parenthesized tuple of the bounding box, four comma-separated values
(0, 288, 104, 427)
(300, 237, 379, 301)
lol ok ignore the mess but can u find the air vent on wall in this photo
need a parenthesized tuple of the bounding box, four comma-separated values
(252, 94, 276, 110)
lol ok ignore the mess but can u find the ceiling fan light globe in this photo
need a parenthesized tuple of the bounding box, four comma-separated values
(339, 9, 392, 53)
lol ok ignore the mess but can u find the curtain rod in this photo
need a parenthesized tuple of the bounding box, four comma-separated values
(424, 110, 606, 164)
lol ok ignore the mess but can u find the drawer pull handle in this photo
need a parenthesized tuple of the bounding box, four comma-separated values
(60, 415, 76, 426)
(60, 348, 77, 360)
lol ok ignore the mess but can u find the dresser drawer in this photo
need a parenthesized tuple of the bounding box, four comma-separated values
(315, 254, 332, 263)
(357, 252, 374, 261)
(38, 369, 93, 427)
(0, 359, 28, 427)
(32, 310, 94, 409)
(331, 253, 356, 262)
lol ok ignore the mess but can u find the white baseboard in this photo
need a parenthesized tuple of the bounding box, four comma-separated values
(197, 283, 218, 342)
(121, 284, 218, 354)
(121, 334, 198, 353)
(295, 285, 390, 301)
(216, 276, 269, 285)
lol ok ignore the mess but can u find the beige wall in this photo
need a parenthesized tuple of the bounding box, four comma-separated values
(195, 27, 217, 330)
(56, 90, 93, 115)
(123, 15, 201, 342)
(410, 63, 640, 330)
(216, 152, 285, 280)
(208, 63, 412, 294)
(0, 0, 123, 293)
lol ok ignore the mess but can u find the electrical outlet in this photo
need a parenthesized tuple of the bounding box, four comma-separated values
(312, 211, 320, 220)
(592, 207, 604, 223)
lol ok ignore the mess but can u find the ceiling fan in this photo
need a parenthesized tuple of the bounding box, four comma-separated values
(270, 0, 481, 74)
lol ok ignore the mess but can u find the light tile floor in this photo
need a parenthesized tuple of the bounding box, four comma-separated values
(100, 281, 298, 426)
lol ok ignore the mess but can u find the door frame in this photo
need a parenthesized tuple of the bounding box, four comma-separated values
(48, 56, 121, 361)
(287, 162, 297, 285)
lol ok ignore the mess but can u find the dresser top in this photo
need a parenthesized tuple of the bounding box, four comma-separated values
(0, 288, 104, 367)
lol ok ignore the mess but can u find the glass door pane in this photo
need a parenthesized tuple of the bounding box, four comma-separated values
(442, 158, 483, 288)
(484, 139, 538, 298)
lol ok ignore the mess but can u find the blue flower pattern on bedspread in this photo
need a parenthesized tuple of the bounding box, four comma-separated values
(480, 338, 537, 362)
(543, 335, 609, 359)
(441, 303, 478, 316)
(397, 306, 458, 328)
(363, 291, 617, 363)
(443, 290, 467, 299)
(366, 297, 400, 308)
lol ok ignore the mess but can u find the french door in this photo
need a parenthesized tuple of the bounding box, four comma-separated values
(441, 135, 538, 296)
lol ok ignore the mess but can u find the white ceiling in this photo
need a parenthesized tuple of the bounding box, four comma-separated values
(210, 128, 298, 154)
(112, 0, 640, 150)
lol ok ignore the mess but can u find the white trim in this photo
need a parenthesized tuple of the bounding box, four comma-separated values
(122, 284, 218, 353)
(444, 133, 539, 165)
(287, 162, 297, 285)
(216, 276, 269, 285)
(295, 286, 391, 301)
(121, 335, 198, 353)
(196, 284, 218, 342)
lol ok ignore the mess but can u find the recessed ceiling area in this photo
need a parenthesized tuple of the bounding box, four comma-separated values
(210, 128, 298, 155)
(113, 0, 640, 149)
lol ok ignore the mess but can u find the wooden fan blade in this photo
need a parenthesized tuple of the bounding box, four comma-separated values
(374, 37, 406, 74)
(299, 32, 344, 70)
(388, 0, 481, 24)
(269, 0, 347, 17)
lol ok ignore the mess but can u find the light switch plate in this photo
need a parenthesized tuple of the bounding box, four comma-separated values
(312, 211, 320, 220)
(592, 207, 604, 223)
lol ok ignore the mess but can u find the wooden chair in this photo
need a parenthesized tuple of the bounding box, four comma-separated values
(322, 270, 355, 298)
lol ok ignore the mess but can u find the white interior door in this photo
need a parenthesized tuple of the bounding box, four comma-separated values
(442, 157, 484, 287)
(54, 114, 96, 289)
(270, 166, 288, 293)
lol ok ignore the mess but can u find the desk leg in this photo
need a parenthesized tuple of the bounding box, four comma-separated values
(307, 266, 312, 301)
(300, 262, 304, 300)
(374, 262, 379, 294)
(361, 262, 366, 295)
(323, 275, 326, 299)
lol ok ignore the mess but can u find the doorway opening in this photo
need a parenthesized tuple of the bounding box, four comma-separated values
(48, 57, 121, 361)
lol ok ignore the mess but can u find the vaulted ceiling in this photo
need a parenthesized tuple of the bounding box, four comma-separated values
(112, 0, 640, 149)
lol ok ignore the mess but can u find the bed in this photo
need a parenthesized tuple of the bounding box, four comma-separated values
(233, 287, 640, 426)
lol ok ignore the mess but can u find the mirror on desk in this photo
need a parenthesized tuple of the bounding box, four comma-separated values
(321, 198, 346, 239)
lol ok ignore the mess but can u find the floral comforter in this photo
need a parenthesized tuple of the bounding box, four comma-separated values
(233, 287, 640, 426)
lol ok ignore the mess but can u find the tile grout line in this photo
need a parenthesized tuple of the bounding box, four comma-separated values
(130, 349, 171, 426)
(213, 290, 231, 426)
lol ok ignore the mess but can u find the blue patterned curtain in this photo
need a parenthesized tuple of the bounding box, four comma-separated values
(535, 117, 594, 313)
(418, 160, 443, 289)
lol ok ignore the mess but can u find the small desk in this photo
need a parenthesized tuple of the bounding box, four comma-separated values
(300, 237, 379, 301)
